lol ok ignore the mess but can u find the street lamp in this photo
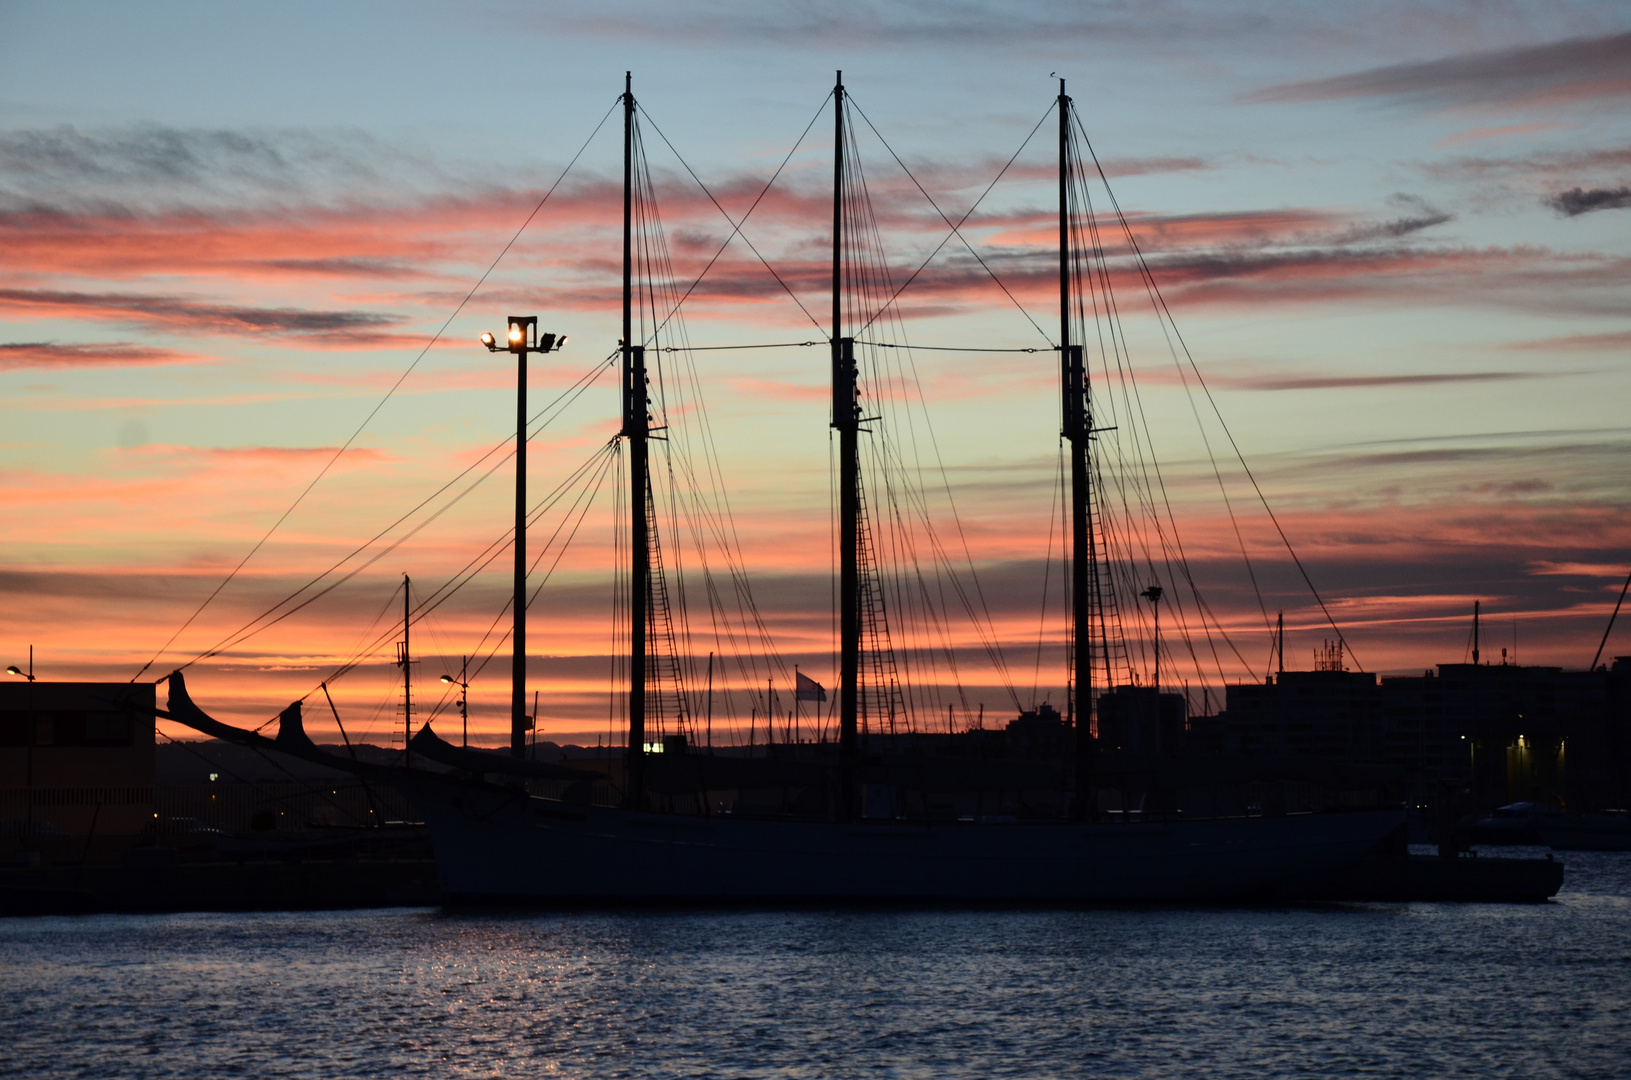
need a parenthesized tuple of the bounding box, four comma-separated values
(7, 646, 34, 848)
(440, 655, 469, 748)
(6, 645, 33, 681)
(1140, 584, 1164, 694)
(478, 317, 564, 759)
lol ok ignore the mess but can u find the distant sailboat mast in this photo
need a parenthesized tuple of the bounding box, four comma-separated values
(398, 572, 413, 767)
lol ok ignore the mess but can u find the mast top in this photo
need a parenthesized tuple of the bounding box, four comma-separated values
(836, 70, 842, 87)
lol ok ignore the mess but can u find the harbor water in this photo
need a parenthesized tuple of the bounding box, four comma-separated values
(3, 848, 1627, 1079)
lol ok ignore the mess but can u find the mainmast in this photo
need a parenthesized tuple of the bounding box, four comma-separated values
(622, 72, 650, 806)
(832, 71, 860, 821)
(1060, 79, 1096, 818)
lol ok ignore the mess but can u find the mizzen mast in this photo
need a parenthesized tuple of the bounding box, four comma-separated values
(832, 71, 860, 821)
(1060, 79, 1097, 819)
(622, 71, 651, 806)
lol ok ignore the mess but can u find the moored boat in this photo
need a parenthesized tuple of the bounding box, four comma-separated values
(152, 73, 1423, 905)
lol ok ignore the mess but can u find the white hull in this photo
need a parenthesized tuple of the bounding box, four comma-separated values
(398, 778, 1403, 903)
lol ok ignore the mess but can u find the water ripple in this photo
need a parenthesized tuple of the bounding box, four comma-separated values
(2, 851, 1628, 1079)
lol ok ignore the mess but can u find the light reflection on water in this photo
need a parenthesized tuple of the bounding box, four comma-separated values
(2, 850, 1627, 1079)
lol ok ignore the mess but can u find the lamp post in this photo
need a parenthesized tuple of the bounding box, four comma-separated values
(5, 644, 33, 681)
(1141, 584, 1164, 694)
(440, 656, 469, 748)
(6, 646, 33, 849)
(481, 318, 565, 758)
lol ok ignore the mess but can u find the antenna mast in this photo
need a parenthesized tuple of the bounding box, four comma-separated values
(1473, 599, 1481, 666)
(833, 70, 859, 821)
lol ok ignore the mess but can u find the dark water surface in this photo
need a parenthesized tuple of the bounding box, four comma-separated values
(4, 849, 1628, 1079)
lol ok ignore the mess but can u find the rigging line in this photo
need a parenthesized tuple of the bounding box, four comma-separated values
(844, 149, 1020, 708)
(1074, 118, 1361, 670)
(324, 445, 617, 734)
(175, 353, 618, 670)
(854, 215, 980, 721)
(133, 98, 623, 684)
(659, 341, 822, 352)
(394, 440, 619, 635)
(878, 331, 1021, 704)
(1032, 442, 1064, 709)
(303, 441, 619, 690)
(426, 442, 618, 722)
(657, 341, 821, 351)
(1073, 152, 1250, 686)
(846, 95, 1054, 343)
(1590, 566, 1631, 671)
(401, 440, 616, 638)
(1073, 124, 1222, 687)
(867, 355, 1020, 708)
(855, 342, 1052, 353)
(634, 149, 702, 733)
(630, 166, 796, 701)
(875, 427, 1015, 711)
(634, 96, 831, 337)
(1074, 128, 1270, 660)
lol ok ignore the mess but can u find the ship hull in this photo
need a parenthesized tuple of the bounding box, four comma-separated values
(397, 777, 1403, 904)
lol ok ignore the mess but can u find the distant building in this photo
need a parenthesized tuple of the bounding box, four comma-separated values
(1211, 670, 1382, 761)
(1380, 661, 1626, 809)
(1190, 658, 1631, 811)
(1005, 701, 1070, 756)
(0, 682, 155, 854)
(1095, 687, 1186, 759)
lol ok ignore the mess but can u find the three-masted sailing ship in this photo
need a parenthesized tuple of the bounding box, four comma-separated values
(155, 73, 1404, 902)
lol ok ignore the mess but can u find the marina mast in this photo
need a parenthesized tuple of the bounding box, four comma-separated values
(833, 71, 860, 820)
(1060, 79, 1097, 818)
(623, 72, 650, 805)
(398, 573, 413, 767)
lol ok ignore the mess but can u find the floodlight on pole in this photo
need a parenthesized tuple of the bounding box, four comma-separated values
(1141, 584, 1164, 693)
(478, 316, 563, 757)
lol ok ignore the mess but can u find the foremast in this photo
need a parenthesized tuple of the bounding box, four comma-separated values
(1060, 79, 1098, 819)
(832, 72, 861, 822)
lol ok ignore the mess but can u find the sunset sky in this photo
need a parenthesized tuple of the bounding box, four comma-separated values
(2, 2, 1628, 747)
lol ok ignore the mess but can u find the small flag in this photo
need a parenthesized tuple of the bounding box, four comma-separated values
(795, 671, 827, 702)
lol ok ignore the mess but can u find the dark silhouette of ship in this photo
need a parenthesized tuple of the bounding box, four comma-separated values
(147, 73, 1414, 902)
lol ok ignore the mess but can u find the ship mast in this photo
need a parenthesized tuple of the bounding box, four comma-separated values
(1060, 79, 1097, 818)
(622, 71, 650, 806)
(832, 71, 859, 821)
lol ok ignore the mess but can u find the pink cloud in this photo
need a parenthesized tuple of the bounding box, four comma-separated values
(0, 341, 211, 369)
(1436, 121, 1564, 147)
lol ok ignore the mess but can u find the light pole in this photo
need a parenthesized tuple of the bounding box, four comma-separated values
(5, 644, 33, 681)
(1141, 584, 1164, 694)
(440, 656, 469, 748)
(480, 319, 565, 758)
(6, 646, 33, 848)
